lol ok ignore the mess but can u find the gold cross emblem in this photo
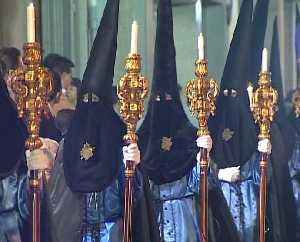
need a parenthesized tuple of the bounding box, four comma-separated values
(80, 142, 95, 161)
(161, 137, 173, 151)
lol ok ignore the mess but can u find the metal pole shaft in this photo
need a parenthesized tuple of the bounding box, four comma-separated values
(123, 160, 134, 242)
(259, 152, 268, 242)
(30, 170, 40, 242)
(200, 148, 208, 242)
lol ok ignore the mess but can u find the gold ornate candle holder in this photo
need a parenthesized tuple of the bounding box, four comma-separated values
(186, 59, 218, 242)
(10, 42, 53, 150)
(117, 53, 148, 242)
(251, 71, 278, 140)
(250, 71, 278, 242)
(186, 60, 218, 136)
(10, 42, 53, 242)
(118, 54, 148, 145)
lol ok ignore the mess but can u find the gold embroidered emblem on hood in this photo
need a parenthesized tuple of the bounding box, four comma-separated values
(161, 137, 173, 151)
(80, 142, 95, 160)
(222, 128, 234, 142)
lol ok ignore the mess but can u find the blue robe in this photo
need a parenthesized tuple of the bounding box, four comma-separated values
(220, 153, 260, 242)
(81, 181, 123, 242)
(288, 138, 300, 240)
(82, 166, 142, 242)
(0, 171, 29, 242)
(150, 164, 218, 242)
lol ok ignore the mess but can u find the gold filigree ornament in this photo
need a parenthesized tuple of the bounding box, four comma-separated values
(251, 72, 278, 140)
(292, 88, 300, 118)
(117, 53, 148, 144)
(80, 142, 95, 161)
(222, 128, 234, 142)
(186, 59, 219, 137)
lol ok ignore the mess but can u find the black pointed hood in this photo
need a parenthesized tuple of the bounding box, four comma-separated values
(138, 0, 197, 184)
(271, 18, 295, 156)
(0, 68, 27, 178)
(63, 0, 125, 193)
(210, 0, 257, 168)
(271, 18, 286, 121)
(249, 0, 270, 86)
(220, 0, 253, 92)
(148, 0, 181, 105)
(80, 0, 119, 105)
(145, 0, 185, 113)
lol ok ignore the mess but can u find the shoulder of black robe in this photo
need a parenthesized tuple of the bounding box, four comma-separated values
(63, 0, 123, 193)
(0, 77, 27, 178)
(138, 0, 197, 184)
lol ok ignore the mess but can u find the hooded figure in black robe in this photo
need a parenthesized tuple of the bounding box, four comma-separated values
(210, 0, 257, 169)
(288, 9, 300, 241)
(209, 1, 266, 242)
(288, 89, 300, 241)
(43, 0, 160, 241)
(267, 18, 298, 242)
(138, 1, 241, 241)
(0, 60, 29, 242)
(0, 60, 27, 178)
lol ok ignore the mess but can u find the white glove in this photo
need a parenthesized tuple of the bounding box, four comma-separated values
(196, 135, 213, 152)
(122, 143, 141, 167)
(25, 138, 59, 171)
(258, 139, 272, 155)
(218, 166, 240, 183)
(41, 138, 59, 156)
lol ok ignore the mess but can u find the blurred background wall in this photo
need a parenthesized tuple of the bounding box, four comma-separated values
(0, 0, 299, 122)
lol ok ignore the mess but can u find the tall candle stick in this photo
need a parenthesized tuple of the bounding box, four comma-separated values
(27, 3, 35, 43)
(247, 83, 254, 108)
(261, 48, 268, 72)
(130, 21, 138, 54)
(195, 0, 203, 33)
(198, 33, 205, 60)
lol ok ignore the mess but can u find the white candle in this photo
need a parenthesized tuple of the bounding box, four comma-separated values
(130, 21, 139, 54)
(247, 83, 254, 108)
(27, 3, 35, 43)
(198, 33, 205, 60)
(261, 48, 268, 72)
